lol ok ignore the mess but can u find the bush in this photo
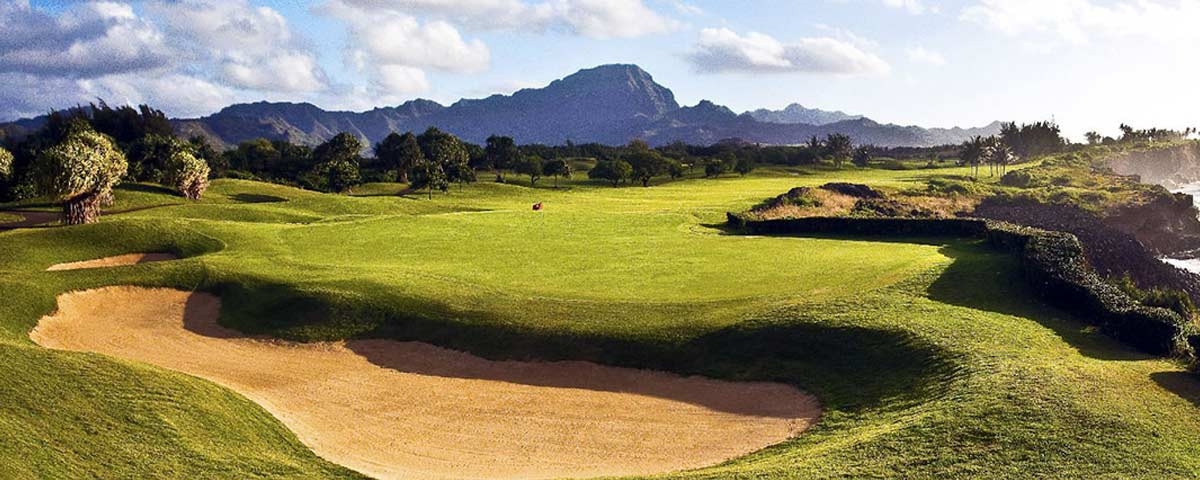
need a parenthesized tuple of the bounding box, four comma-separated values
(820, 182, 884, 199)
(751, 187, 821, 212)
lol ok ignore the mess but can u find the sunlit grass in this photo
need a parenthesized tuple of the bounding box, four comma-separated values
(0, 163, 1196, 478)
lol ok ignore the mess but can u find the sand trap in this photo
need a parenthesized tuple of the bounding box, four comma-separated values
(31, 287, 820, 480)
(46, 253, 179, 271)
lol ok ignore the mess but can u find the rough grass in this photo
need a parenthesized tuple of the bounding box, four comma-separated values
(1, 165, 1198, 479)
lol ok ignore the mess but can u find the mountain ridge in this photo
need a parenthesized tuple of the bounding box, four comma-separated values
(5, 64, 1001, 149)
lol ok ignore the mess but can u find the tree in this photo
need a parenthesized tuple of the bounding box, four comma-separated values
(667, 159, 686, 179)
(543, 159, 571, 187)
(824, 133, 853, 168)
(625, 150, 671, 187)
(704, 158, 729, 178)
(1000, 121, 1065, 159)
(410, 158, 448, 199)
(126, 134, 186, 182)
(959, 136, 987, 179)
(513, 155, 544, 186)
(375, 132, 423, 183)
(444, 154, 476, 188)
(323, 159, 361, 193)
(164, 150, 210, 200)
(484, 135, 519, 182)
(0, 146, 12, 181)
(1085, 131, 1103, 146)
(35, 122, 127, 225)
(983, 136, 1015, 177)
(311, 133, 363, 193)
(588, 159, 632, 186)
(189, 136, 225, 177)
(734, 156, 756, 176)
(418, 128, 472, 190)
(852, 146, 873, 168)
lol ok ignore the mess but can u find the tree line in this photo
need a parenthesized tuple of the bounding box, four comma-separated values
(957, 121, 1067, 178)
(0, 104, 209, 224)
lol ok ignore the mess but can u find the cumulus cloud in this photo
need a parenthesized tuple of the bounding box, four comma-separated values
(0, 1, 174, 77)
(0, 0, 331, 121)
(325, 0, 679, 38)
(321, 0, 490, 96)
(687, 28, 891, 75)
(146, 0, 328, 92)
(962, 0, 1200, 44)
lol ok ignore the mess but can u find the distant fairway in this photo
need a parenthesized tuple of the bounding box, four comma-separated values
(1, 166, 1199, 479)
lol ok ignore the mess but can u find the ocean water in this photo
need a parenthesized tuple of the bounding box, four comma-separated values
(1164, 183, 1200, 274)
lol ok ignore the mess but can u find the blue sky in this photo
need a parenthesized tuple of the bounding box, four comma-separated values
(5, 0, 1199, 139)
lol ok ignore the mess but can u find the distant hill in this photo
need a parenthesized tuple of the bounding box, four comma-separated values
(747, 104, 863, 126)
(6, 64, 1001, 149)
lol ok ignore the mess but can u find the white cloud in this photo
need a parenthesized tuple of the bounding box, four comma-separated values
(882, 0, 930, 15)
(962, 0, 1200, 44)
(326, 0, 679, 38)
(0, 0, 331, 120)
(322, 0, 490, 96)
(376, 65, 433, 94)
(146, 0, 328, 93)
(906, 46, 946, 65)
(667, 0, 705, 16)
(687, 27, 891, 75)
(0, 1, 174, 77)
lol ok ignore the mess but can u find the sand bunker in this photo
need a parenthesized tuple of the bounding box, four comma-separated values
(31, 287, 820, 480)
(46, 253, 179, 271)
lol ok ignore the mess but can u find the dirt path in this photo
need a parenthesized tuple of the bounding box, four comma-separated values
(0, 210, 59, 231)
(31, 287, 820, 480)
(46, 253, 179, 271)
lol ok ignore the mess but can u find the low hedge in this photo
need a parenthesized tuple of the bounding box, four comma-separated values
(729, 212, 1195, 359)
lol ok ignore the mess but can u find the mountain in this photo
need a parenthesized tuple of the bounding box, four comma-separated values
(7, 64, 1001, 149)
(747, 104, 863, 126)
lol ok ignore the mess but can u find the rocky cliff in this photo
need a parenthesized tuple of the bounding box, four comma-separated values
(1108, 142, 1200, 190)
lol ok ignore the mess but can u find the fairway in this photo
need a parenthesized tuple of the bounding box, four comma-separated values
(2, 168, 1199, 479)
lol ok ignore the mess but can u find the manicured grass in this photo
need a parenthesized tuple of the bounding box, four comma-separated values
(0, 212, 21, 224)
(1, 165, 1198, 479)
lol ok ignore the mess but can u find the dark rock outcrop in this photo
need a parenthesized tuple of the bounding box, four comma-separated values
(973, 196, 1200, 302)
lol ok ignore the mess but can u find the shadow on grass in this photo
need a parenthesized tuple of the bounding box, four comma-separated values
(1150, 371, 1200, 408)
(229, 193, 286, 204)
(204, 276, 958, 415)
(928, 242, 1149, 362)
(118, 183, 178, 196)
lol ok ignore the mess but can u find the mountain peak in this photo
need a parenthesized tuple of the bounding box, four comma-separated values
(748, 104, 863, 126)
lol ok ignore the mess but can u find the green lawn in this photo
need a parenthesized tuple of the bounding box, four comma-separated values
(1, 166, 1197, 479)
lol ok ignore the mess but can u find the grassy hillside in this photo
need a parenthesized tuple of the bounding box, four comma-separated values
(1, 166, 1198, 479)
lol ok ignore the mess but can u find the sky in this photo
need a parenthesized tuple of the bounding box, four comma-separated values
(2, 0, 1199, 140)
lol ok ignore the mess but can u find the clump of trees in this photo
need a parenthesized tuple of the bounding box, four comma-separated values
(959, 121, 1065, 179)
(164, 151, 210, 200)
(374, 132, 422, 183)
(589, 159, 632, 186)
(35, 121, 128, 224)
(543, 159, 571, 187)
(999, 121, 1065, 159)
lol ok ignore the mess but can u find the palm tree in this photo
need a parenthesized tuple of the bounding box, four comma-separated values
(959, 136, 986, 179)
